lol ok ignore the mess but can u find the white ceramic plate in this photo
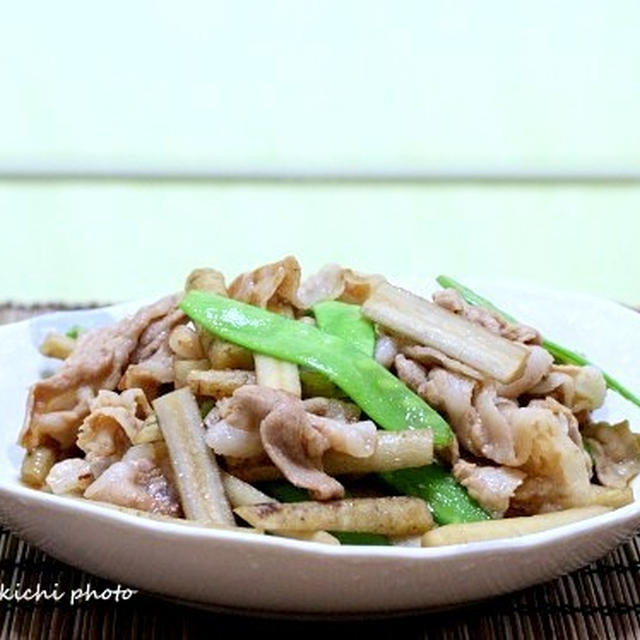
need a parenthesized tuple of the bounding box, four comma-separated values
(1, 278, 640, 616)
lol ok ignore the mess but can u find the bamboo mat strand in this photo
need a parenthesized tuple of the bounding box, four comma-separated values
(1, 303, 639, 640)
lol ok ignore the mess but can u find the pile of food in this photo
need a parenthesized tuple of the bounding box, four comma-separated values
(18, 257, 640, 546)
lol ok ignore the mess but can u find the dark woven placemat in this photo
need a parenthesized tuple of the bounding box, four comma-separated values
(2, 303, 640, 640)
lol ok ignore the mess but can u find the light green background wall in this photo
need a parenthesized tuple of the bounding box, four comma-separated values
(2, 182, 638, 304)
(2, 3, 639, 304)
(1, 2, 639, 174)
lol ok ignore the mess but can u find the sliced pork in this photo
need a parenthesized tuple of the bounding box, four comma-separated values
(76, 388, 153, 476)
(260, 402, 343, 500)
(209, 385, 377, 499)
(496, 346, 553, 399)
(84, 443, 181, 516)
(401, 344, 485, 381)
(396, 357, 593, 513)
(453, 460, 525, 518)
(583, 420, 640, 489)
(119, 304, 186, 399)
(229, 256, 304, 315)
(433, 289, 541, 344)
(297, 263, 385, 308)
(46, 458, 93, 495)
(21, 295, 177, 451)
(529, 365, 607, 413)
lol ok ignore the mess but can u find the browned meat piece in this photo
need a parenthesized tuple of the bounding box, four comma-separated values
(529, 397, 587, 456)
(261, 402, 343, 500)
(470, 386, 532, 466)
(76, 389, 154, 476)
(229, 256, 304, 315)
(453, 460, 525, 518)
(206, 386, 289, 458)
(302, 397, 361, 422)
(424, 367, 486, 461)
(132, 306, 186, 363)
(396, 357, 524, 465)
(395, 356, 591, 512)
(185, 268, 227, 297)
(297, 263, 385, 308)
(306, 415, 376, 458)
(394, 354, 431, 397)
(212, 385, 377, 499)
(433, 289, 541, 344)
(218, 385, 284, 430)
(119, 303, 186, 400)
(119, 342, 175, 400)
(509, 397, 592, 513)
(393, 354, 461, 462)
(204, 417, 264, 458)
(398, 340, 551, 401)
(45, 458, 93, 495)
(21, 295, 177, 451)
(496, 346, 553, 398)
(395, 357, 478, 462)
(84, 443, 181, 516)
(583, 420, 640, 488)
(471, 385, 591, 512)
(206, 394, 371, 461)
(529, 365, 607, 413)
(400, 345, 485, 381)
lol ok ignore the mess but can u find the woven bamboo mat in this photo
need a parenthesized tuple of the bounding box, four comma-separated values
(2, 303, 640, 640)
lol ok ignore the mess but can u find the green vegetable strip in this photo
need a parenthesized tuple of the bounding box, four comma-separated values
(308, 300, 374, 399)
(311, 297, 489, 524)
(181, 291, 453, 448)
(258, 481, 310, 503)
(65, 325, 82, 339)
(299, 370, 345, 399)
(330, 531, 390, 546)
(436, 275, 640, 409)
(313, 301, 376, 356)
(199, 398, 215, 419)
(258, 481, 390, 545)
(380, 465, 489, 525)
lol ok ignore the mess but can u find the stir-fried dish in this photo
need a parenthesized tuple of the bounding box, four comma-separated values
(19, 258, 640, 546)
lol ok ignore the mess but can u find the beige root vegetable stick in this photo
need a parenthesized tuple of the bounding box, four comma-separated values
(21, 446, 57, 488)
(235, 497, 434, 536)
(221, 472, 338, 545)
(254, 354, 301, 397)
(187, 369, 256, 398)
(362, 282, 529, 384)
(589, 485, 634, 508)
(421, 506, 612, 547)
(207, 340, 254, 370)
(169, 325, 205, 360)
(153, 388, 235, 526)
(225, 430, 433, 482)
(39, 333, 76, 359)
(129, 414, 164, 445)
(174, 358, 210, 389)
(324, 430, 432, 475)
